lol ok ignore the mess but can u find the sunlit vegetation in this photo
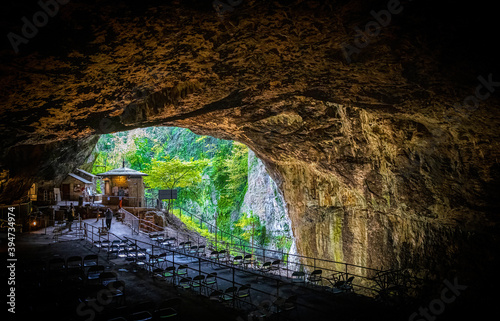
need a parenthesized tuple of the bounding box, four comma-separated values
(91, 127, 290, 252)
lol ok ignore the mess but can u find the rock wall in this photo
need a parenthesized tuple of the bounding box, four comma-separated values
(0, 0, 499, 292)
(257, 102, 500, 282)
(240, 150, 294, 253)
(0, 136, 99, 203)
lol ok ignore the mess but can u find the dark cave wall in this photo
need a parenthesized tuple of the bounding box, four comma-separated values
(0, 0, 499, 287)
(0, 136, 99, 204)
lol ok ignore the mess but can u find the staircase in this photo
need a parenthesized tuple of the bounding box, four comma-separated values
(121, 208, 164, 234)
(140, 213, 164, 233)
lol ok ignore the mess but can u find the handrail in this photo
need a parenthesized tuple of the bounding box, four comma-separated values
(121, 208, 165, 235)
(43, 220, 416, 319)
(173, 206, 252, 249)
(174, 206, 375, 269)
(121, 209, 140, 235)
(121, 235, 337, 316)
(139, 218, 164, 233)
(171, 206, 425, 297)
(82, 221, 110, 249)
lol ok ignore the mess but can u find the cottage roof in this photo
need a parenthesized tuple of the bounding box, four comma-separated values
(67, 173, 93, 184)
(76, 168, 96, 178)
(96, 167, 148, 177)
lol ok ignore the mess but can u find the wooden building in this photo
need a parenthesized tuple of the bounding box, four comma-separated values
(60, 173, 93, 201)
(96, 166, 148, 207)
(29, 168, 98, 204)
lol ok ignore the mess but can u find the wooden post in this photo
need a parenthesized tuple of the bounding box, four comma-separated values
(232, 266, 236, 309)
(199, 257, 202, 295)
(214, 212, 218, 252)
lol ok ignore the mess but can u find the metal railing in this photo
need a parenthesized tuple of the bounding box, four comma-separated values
(81, 221, 111, 248)
(27, 201, 426, 299)
(144, 197, 160, 209)
(97, 233, 344, 318)
(120, 208, 165, 235)
(120, 209, 140, 235)
(174, 206, 256, 251)
(170, 206, 426, 298)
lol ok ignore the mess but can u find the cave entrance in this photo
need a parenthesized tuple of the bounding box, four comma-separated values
(89, 126, 294, 254)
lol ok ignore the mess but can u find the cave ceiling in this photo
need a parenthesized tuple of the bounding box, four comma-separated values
(0, 0, 499, 207)
(1, 0, 500, 287)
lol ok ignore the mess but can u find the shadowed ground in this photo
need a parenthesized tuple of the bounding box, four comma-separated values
(9, 216, 419, 321)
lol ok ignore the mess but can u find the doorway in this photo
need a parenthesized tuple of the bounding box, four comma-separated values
(61, 184, 70, 200)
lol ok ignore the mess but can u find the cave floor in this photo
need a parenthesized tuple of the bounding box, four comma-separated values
(6, 218, 451, 321)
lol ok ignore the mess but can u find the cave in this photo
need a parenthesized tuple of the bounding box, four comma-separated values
(1, 0, 499, 320)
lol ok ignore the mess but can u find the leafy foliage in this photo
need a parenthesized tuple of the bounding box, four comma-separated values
(234, 211, 269, 247)
(208, 141, 248, 230)
(91, 126, 291, 253)
(143, 156, 208, 213)
(144, 157, 209, 190)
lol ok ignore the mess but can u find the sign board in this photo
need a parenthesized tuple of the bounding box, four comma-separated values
(158, 189, 177, 200)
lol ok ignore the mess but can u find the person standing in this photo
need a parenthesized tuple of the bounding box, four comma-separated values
(66, 205, 74, 231)
(105, 208, 113, 230)
(70, 203, 78, 220)
(96, 207, 101, 223)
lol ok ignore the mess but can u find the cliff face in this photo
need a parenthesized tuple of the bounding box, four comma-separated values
(241, 150, 294, 252)
(263, 103, 500, 279)
(1, 0, 499, 287)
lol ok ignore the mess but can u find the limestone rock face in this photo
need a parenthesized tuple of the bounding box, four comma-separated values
(1, 0, 499, 288)
(240, 150, 294, 252)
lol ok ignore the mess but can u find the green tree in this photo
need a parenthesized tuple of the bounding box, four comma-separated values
(234, 211, 268, 250)
(208, 142, 248, 230)
(144, 157, 209, 213)
(125, 137, 155, 171)
(235, 211, 259, 248)
(90, 128, 253, 236)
